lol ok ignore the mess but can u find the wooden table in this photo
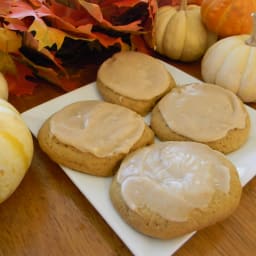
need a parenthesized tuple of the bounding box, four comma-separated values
(1, 54, 256, 256)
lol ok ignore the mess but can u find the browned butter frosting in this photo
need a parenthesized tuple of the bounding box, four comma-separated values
(49, 101, 145, 157)
(117, 142, 231, 222)
(97, 51, 171, 100)
(158, 83, 247, 142)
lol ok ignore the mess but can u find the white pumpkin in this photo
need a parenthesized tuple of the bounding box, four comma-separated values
(201, 13, 256, 102)
(0, 99, 34, 203)
(0, 72, 8, 100)
(154, 0, 217, 62)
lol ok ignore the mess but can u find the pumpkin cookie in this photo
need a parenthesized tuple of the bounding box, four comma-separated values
(110, 141, 242, 239)
(38, 100, 154, 177)
(150, 83, 250, 154)
(96, 51, 175, 116)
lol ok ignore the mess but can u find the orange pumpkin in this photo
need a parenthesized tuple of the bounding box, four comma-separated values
(201, 0, 256, 37)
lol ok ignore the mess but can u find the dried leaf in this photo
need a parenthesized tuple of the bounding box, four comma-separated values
(17, 51, 80, 91)
(4, 60, 37, 96)
(114, 0, 150, 8)
(92, 32, 129, 50)
(27, 0, 44, 8)
(130, 34, 153, 54)
(0, 28, 22, 53)
(36, 66, 82, 91)
(28, 18, 67, 50)
(36, 2, 94, 36)
(1, 0, 38, 31)
(0, 0, 158, 95)
(0, 52, 17, 74)
(22, 31, 66, 72)
(4, 0, 38, 20)
(78, 0, 145, 32)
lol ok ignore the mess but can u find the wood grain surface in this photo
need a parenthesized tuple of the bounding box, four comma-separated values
(0, 54, 255, 256)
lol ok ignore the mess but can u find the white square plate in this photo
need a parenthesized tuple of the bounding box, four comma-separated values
(22, 63, 256, 256)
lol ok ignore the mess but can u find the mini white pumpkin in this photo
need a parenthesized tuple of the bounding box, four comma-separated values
(201, 13, 256, 102)
(0, 72, 8, 100)
(154, 0, 217, 62)
(0, 99, 34, 203)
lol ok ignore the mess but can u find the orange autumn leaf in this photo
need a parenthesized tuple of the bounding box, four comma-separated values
(78, 0, 144, 32)
(130, 34, 153, 54)
(3, 0, 38, 20)
(4, 60, 37, 96)
(91, 32, 129, 50)
(1, 0, 40, 31)
(27, 0, 44, 8)
(0, 0, 12, 16)
(1, 0, 93, 37)
(36, 2, 94, 36)
(36, 66, 83, 91)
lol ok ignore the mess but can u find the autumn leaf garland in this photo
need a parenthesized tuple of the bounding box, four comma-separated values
(0, 0, 157, 96)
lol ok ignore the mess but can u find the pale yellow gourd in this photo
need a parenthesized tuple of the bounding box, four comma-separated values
(154, 0, 217, 62)
(0, 72, 8, 100)
(0, 99, 34, 203)
(201, 13, 256, 102)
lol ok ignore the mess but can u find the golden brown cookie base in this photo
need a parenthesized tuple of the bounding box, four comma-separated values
(96, 75, 175, 116)
(110, 157, 242, 239)
(150, 104, 251, 154)
(38, 118, 154, 177)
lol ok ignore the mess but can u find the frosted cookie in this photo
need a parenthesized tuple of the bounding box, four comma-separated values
(150, 83, 250, 154)
(110, 141, 242, 239)
(96, 51, 176, 116)
(38, 100, 154, 177)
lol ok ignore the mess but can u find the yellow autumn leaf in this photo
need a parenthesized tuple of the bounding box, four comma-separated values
(0, 28, 22, 53)
(0, 51, 17, 74)
(28, 19, 67, 50)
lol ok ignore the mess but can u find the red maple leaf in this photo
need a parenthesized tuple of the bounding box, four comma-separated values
(35, 2, 94, 36)
(4, 59, 37, 96)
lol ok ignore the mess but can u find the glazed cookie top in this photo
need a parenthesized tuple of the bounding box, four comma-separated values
(116, 141, 232, 222)
(97, 51, 172, 100)
(49, 101, 145, 157)
(158, 83, 247, 142)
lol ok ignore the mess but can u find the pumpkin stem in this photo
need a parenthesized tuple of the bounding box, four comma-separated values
(179, 0, 187, 11)
(246, 13, 256, 47)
